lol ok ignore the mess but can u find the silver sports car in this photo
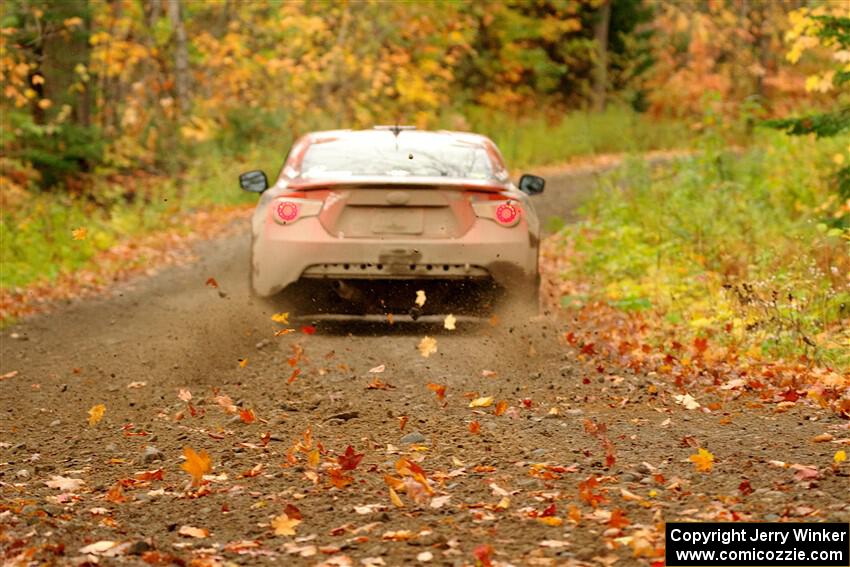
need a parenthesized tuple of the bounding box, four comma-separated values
(239, 126, 545, 318)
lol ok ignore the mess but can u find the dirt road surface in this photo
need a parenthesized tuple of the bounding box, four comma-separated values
(2, 166, 848, 566)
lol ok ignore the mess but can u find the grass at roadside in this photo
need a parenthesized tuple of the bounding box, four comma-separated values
(547, 127, 850, 371)
(0, 106, 691, 299)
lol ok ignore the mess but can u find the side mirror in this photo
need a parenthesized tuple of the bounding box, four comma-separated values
(239, 170, 268, 193)
(518, 174, 545, 195)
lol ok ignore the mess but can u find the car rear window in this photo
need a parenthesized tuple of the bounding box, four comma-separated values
(299, 134, 494, 179)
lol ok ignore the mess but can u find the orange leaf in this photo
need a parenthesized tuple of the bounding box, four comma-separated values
(426, 383, 446, 401)
(469, 421, 481, 434)
(327, 467, 353, 489)
(205, 277, 218, 288)
(398, 415, 409, 430)
(271, 513, 301, 536)
(106, 483, 126, 503)
(287, 368, 301, 384)
(494, 400, 508, 416)
(608, 508, 630, 529)
(689, 448, 714, 472)
(239, 408, 256, 424)
(181, 447, 212, 486)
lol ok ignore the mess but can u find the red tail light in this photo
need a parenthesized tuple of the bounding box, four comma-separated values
(470, 195, 522, 227)
(495, 203, 520, 226)
(270, 197, 323, 225)
(276, 201, 300, 223)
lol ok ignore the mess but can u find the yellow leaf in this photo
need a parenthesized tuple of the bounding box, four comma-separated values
(88, 404, 105, 427)
(835, 450, 847, 464)
(37, 98, 52, 110)
(307, 448, 320, 469)
(181, 447, 212, 486)
(443, 314, 456, 330)
(418, 336, 437, 358)
(238, 358, 248, 368)
(538, 516, 564, 526)
(31, 75, 44, 85)
(469, 396, 493, 408)
(271, 312, 290, 324)
(415, 290, 426, 307)
(389, 486, 404, 507)
(833, 153, 845, 166)
(72, 227, 88, 240)
(689, 448, 714, 472)
(272, 513, 301, 536)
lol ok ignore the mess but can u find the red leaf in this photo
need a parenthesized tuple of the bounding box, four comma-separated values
(427, 383, 446, 401)
(738, 479, 753, 496)
(580, 342, 596, 356)
(608, 508, 630, 529)
(205, 277, 218, 288)
(301, 325, 316, 335)
(284, 503, 302, 520)
(239, 408, 256, 424)
(473, 544, 493, 567)
(337, 446, 364, 471)
(540, 503, 557, 517)
(693, 336, 708, 355)
(287, 368, 300, 384)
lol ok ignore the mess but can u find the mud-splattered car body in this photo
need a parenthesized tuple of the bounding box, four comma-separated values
(240, 127, 545, 316)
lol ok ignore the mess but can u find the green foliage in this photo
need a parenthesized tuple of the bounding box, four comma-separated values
(460, 105, 691, 169)
(558, 129, 850, 368)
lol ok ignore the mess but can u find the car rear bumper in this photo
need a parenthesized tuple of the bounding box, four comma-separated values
(251, 217, 539, 297)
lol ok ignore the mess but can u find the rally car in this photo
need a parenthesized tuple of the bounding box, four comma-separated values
(239, 126, 545, 318)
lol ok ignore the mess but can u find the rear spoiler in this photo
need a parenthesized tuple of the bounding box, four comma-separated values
(285, 176, 508, 193)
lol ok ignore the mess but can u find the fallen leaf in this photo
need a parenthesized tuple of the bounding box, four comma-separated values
(738, 479, 754, 495)
(469, 396, 494, 408)
(338, 446, 364, 471)
(301, 325, 316, 335)
(0, 370, 18, 381)
(473, 544, 493, 567)
(178, 525, 209, 538)
(426, 383, 446, 401)
(275, 328, 296, 336)
(45, 475, 85, 491)
(835, 450, 847, 464)
(215, 395, 237, 413)
(369, 364, 386, 373)
(674, 393, 700, 410)
(238, 358, 248, 368)
(812, 433, 833, 443)
(327, 467, 354, 488)
(538, 516, 564, 526)
(126, 381, 146, 389)
(271, 312, 290, 324)
(389, 486, 404, 507)
(689, 448, 714, 472)
(178, 388, 192, 402)
(205, 277, 218, 288)
(443, 314, 456, 330)
(240, 408, 256, 424)
(494, 400, 508, 416)
(399, 416, 408, 430)
(469, 421, 481, 434)
(72, 227, 88, 240)
(79, 541, 116, 554)
(272, 513, 301, 536)
(88, 404, 106, 427)
(418, 336, 437, 357)
(415, 290, 426, 307)
(181, 447, 212, 486)
(481, 369, 497, 378)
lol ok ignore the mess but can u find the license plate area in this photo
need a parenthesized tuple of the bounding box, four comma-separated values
(372, 208, 424, 235)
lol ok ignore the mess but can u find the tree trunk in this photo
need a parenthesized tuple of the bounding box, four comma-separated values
(592, 0, 611, 112)
(167, 0, 190, 118)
